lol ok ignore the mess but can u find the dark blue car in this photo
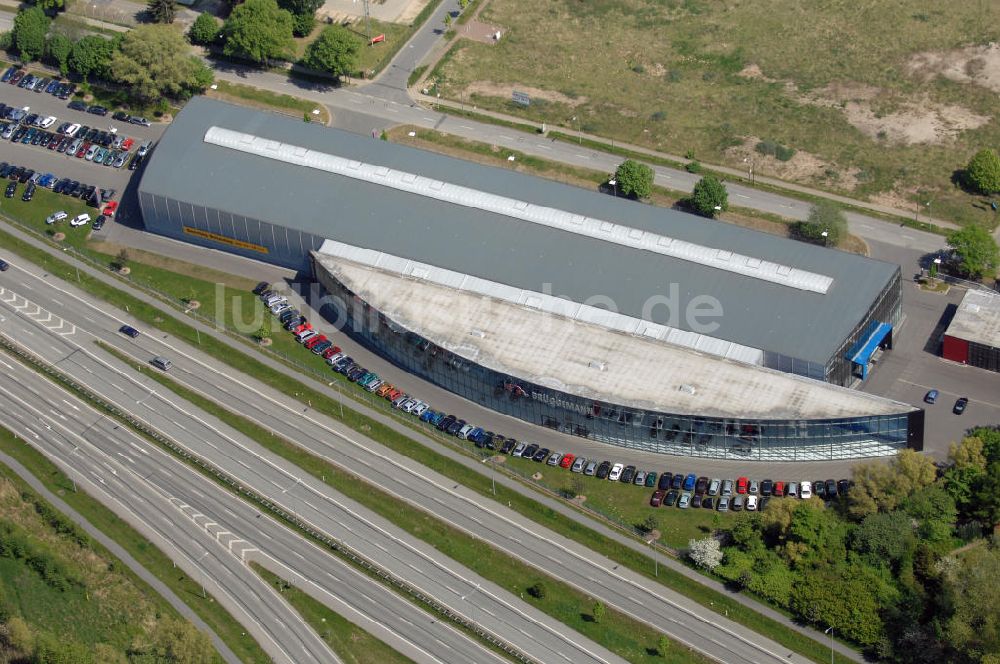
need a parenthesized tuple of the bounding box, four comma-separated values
(118, 325, 140, 338)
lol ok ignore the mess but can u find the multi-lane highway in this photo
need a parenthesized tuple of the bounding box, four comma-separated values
(0, 351, 337, 664)
(0, 238, 823, 663)
(0, 344, 508, 664)
(0, 266, 624, 664)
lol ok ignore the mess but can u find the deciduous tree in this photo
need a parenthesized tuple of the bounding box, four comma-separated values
(222, 0, 294, 64)
(13, 6, 50, 62)
(966, 148, 1000, 194)
(613, 159, 654, 199)
(592, 600, 605, 624)
(302, 25, 360, 78)
(796, 201, 847, 246)
(188, 11, 220, 45)
(687, 536, 723, 570)
(848, 450, 936, 519)
(44, 33, 72, 73)
(68, 35, 116, 80)
(110, 25, 213, 102)
(946, 224, 999, 280)
(690, 175, 728, 217)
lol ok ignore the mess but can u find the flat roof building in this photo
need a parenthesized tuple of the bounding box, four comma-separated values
(137, 97, 920, 459)
(943, 289, 1000, 372)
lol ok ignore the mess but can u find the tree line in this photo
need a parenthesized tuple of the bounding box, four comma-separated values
(689, 427, 1000, 663)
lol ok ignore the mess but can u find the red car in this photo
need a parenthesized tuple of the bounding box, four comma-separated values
(76, 142, 90, 158)
(650, 490, 665, 507)
(121, 137, 134, 150)
(736, 476, 749, 494)
(102, 201, 119, 217)
(321, 345, 342, 359)
(559, 453, 576, 469)
(773, 481, 785, 497)
(304, 334, 327, 349)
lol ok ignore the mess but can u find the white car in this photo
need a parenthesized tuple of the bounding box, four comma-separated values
(402, 399, 422, 413)
(608, 463, 624, 481)
(69, 214, 91, 227)
(45, 211, 67, 225)
(65, 123, 81, 136)
(799, 481, 812, 500)
(746, 495, 758, 511)
(457, 424, 475, 439)
(270, 302, 291, 315)
(365, 379, 383, 392)
(297, 330, 319, 344)
(326, 352, 346, 366)
(39, 116, 57, 128)
(411, 402, 428, 416)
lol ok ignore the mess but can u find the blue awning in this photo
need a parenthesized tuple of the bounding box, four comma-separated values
(846, 321, 892, 379)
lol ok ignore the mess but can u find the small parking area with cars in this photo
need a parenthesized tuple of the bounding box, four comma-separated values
(0, 67, 164, 220)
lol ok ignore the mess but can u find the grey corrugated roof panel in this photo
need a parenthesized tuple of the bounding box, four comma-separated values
(944, 289, 1000, 348)
(139, 96, 899, 365)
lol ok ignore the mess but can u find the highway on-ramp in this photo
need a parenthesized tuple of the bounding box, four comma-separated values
(0, 246, 818, 663)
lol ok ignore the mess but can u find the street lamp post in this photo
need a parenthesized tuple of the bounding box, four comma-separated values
(571, 116, 581, 144)
(821, 230, 829, 247)
(647, 538, 658, 577)
(825, 626, 834, 664)
(609, 178, 617, 198)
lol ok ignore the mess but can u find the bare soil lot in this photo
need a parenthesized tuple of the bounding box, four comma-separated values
(430, 0, 1000, 227)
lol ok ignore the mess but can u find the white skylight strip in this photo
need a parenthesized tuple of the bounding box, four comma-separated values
(317, 239, 765, 365)
(207, 127, 833, 294)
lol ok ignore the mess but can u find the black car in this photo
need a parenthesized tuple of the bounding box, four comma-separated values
(112, 111, 130, 121)
(837, 479, 850, 497)
(760, 479, 774, 496)
(21, 182, 35, 201)
(0, 259, 8, 271)
(436, 415, 456, 432)
(65, 181, 80, 196)
(0, 164, 11, 179)
(521, 443, 539, 459)
(18, 169, 34, 184)
(92, 215, 106, 231)
(620, 465, 636, 483)
(81, 185, 97, 201)
(813, 480, 826, 499)
(691, 494, 703, 509)
(24, 113, 39, 126)
(953, 397, 969, 414)
(128, 153, 143, 171)
(595, 461, 611, 479)
(670, 473, 683, 490)
(4, 181, 15, 198)
(702, 496, 714, 510)
(532, 447, 550, 462)
(825, 479, 838, 498)
(100, 188, 116, 202)
(663, 490, 679, 507)
(501, 438, 516, 454)
(447, 419, 465, 436)
(88, 105, 108, 116)
(279, 309, 299, 323)
(119, 325, 140, 338)
(657, 472, 672, 491)
(31, 131, 47, 146)
(253, 281, 270, 295)
(59, 84, 76, 99)
(68, 100, 87, 111)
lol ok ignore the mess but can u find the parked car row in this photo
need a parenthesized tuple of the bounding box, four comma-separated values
(253, 281, 856, 512)
(2, 67, 76, 99)
(1, 160, 115, 230)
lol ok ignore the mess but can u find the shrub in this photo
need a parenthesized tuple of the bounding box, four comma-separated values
(965, 148, 1000, 194)
(526, 582, 546, 599)
(755, 139, 795, 162)
(685, 160, 703, 174)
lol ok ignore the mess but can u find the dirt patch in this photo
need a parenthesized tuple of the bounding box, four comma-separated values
(463, 81, 587, 107)
(841, 98, 989, 145)
(461, 19, 504, 44)
(907, 42, 1000, 94)
(726, 137, 860, 191)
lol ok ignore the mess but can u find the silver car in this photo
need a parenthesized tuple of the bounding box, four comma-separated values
(583, 460, 598, 476)
(571, 456, 587, 473)
(708, 478, 721, 495)
(721, 479, 735, 497)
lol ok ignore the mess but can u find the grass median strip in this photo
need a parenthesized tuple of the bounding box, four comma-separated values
(0, 220, 852, 663)
(251, 563, 419, 664)
(97, 340, 708, 664)
(0, 423, 269, 664)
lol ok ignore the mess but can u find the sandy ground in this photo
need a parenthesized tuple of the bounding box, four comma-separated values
(462, 81, 588, 106)
(317, 0, 428, 24)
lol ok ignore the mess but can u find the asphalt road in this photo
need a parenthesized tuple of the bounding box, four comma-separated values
(0, 239, 839, 663)
(0, 267, 625, 664)
(0, 352, 337, 664)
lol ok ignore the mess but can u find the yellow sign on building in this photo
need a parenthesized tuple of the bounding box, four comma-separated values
(182, 226, 269, 254)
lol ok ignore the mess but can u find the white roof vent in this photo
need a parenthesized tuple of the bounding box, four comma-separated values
(588, 361, 608, 371)
(678, 384, 696, 395)
(469, 328, 486, 338)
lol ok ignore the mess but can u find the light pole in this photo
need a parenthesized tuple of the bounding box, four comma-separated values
(825, 626, 834, 664)
(743, 156, 755, 185)
(821, 230, 829, 247)
(647, 538, 658, 577)
(571, 116, 581, 144)
(461, 583, 480, 628)
(609, 178, 617, 198)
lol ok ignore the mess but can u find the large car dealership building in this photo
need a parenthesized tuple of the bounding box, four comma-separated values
(138, 98, 923, 460)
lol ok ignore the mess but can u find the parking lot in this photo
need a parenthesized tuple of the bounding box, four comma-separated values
(1, 78, 165, 206)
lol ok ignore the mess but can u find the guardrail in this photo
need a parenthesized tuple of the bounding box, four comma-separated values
(0, 332, 536, 664)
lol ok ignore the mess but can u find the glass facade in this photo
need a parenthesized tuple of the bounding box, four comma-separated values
(315, 266, 923, 462)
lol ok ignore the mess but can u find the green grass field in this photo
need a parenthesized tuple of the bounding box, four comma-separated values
(431, 0, 1000, 227)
